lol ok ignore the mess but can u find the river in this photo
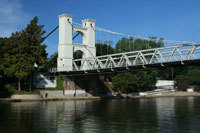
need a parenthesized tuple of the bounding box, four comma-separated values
(0, 97, 200, 133)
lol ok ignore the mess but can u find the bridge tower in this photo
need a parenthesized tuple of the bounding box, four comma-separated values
(57, 14, 96, 72)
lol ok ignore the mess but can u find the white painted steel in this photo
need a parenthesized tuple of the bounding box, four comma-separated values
(57, 14, 200, 72)
(65, 44, 200, 72)
(57, 14, 96, 72)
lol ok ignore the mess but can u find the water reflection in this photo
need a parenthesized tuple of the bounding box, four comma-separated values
(0, 97, 200, 133)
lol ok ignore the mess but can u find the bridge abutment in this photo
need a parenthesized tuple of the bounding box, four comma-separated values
(63, 75, 108, 96)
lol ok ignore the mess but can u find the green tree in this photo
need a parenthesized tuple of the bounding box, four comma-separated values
(148, 37, 164, 49)
(175, 68, 200, 90)
(136, 71, 157, 91)
(3, 31, 31, 91)
(2, 16, 47, 91)
(0, 38, 7, 71)
(0, 38, 5, 92)
(175, 75, 190, 90)
(40, 52, 58, 71)
(112, 72, 138, 93)
(96, 41, 114, 56)
(115, 38, 133, 53)
(24, 16, 47, 90)
(115, 37, 164, 53)
(0, 38, 4, 58)
(25, 16, 47, 66)
(186, 68, 200, 85)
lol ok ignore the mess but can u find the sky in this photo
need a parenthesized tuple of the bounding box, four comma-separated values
(0, 0, 200, 56)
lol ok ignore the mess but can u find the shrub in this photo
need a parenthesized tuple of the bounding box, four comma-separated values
(5, 83, 16, 93)
(112, 72, 138, 93)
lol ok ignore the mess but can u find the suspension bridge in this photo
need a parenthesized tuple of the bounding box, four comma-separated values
(49, 14, 200, 75)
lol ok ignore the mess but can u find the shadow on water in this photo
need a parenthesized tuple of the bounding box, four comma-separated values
(0, 97, 200, 133)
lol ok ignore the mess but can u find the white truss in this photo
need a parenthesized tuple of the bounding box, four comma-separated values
(60, 44, 200, 72)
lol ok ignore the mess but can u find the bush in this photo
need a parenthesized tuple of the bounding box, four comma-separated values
(112, 72, 138, 93)
(4, 83, 16, 93)
(194, 86, 200, 92)
(176, 83, 189, 91)
(56, 75, 67, 90)
(13, 90, 40, 95)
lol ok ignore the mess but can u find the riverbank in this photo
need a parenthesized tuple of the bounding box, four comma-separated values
(1, 91, 200, 102)
(0, 96, 101, 102)
(124, 91, 200, 99)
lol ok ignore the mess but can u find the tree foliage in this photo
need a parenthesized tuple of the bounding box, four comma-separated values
(3, 31, 33, 84)
(0, 38, 7, 71)
(136, 70, 157, 90)
(112, 70, 158, 93)
(112, 72, 138, 93)
(2, 16, 47, 91)
(175, 68, 200, 90)
(115, 37, 164, 53)
(25, 16, 47, 66)
(41, 52, 58, 71)
(96, 37, 165, 92)
(96, 41, 114, 56)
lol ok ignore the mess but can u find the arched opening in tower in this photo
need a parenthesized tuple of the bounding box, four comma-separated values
(73, 50, 84, 69)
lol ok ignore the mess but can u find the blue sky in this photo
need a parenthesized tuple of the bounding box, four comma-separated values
(1, 0, 200, 56)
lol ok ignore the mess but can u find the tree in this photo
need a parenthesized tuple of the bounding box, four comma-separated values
(3, 31, 31, 91)
(115, 37, 164, 53)
(0, 38, 7, 71)
(25, 16, 47, 66)
(0, 38, 5, 92)
(112, 72, 138, 93)
(135, 71, 157, 91)
(186, 68, 200, 85)
(175, 75, 190, 90)
(0, 38, 4, 58)
(175, 68, 200, 90)
(96, 41, 114, 56)
(40, 52, 58, 71)
(2, 16, 47, 91)
(24, 16, 47, 90)
(115, 38, 133, 53)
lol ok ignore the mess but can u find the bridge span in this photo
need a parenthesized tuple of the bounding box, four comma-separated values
(58, 44, 200, 76)
(54, 13, 200, 75)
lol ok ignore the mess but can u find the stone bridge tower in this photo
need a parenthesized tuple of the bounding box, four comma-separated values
(57, 14, 96, 72)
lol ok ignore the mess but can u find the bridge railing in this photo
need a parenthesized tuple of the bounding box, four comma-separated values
(57, 44, 200, 72)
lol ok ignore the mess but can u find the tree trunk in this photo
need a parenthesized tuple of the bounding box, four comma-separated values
(18, 80, 21, 91)
(29, 74, 32, 92)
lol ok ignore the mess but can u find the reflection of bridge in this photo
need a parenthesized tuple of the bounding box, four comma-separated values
(56, 14, 200, 75)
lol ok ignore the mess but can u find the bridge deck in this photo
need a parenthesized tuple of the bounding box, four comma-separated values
(58, 59, 200, 76)
(57, 44, 200, 75)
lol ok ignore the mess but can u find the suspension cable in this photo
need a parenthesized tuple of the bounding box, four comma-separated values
(112, 33, 115, 54)
(129, 37, 131, 52)
(43, 25, 59, 41)
(95, 27, 200, 45)
(72, 21, 200, 46)
(107, 32, 109, 55)
(99, 29, 102, 56)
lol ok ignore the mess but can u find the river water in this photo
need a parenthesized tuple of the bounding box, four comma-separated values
(0, 97, 200, 133)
